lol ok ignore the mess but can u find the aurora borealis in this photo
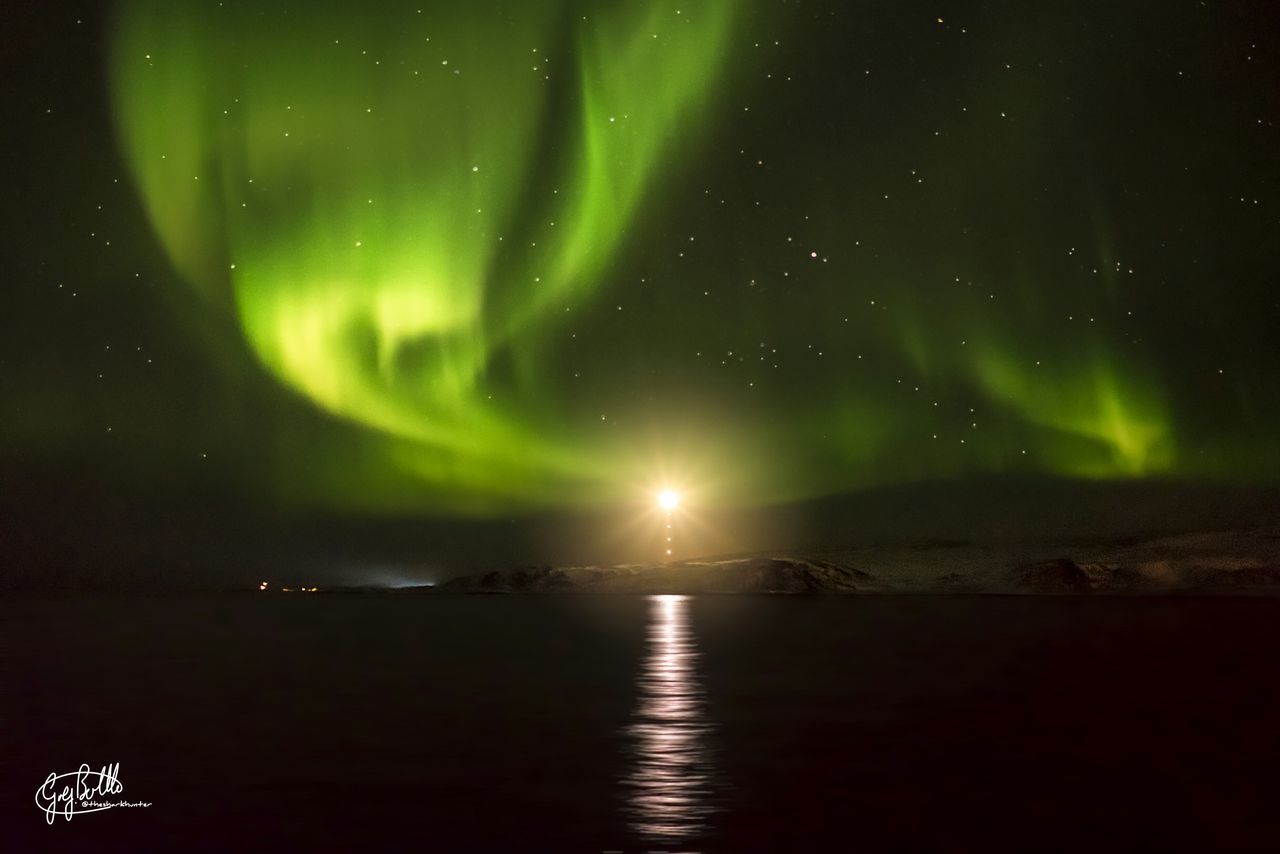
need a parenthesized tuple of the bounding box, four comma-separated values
(110, 0, 743, 509)
(6, 1, 1280, 519)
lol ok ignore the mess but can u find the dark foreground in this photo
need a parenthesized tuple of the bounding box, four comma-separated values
(7, 594, 1280, 851)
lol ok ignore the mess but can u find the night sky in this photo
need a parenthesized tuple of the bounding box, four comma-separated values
(5, 1, 1280, 575)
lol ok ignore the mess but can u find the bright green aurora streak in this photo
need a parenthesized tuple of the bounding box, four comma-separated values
(113, 0, 742, 509)
(111, 0, 1180, 514)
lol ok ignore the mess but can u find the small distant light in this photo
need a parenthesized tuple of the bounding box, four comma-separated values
(258, 581, 268, 591)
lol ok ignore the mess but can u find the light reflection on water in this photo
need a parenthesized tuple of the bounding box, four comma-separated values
(623, 594, 718, 848)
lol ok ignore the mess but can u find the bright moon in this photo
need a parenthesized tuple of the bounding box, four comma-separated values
(658, 489, 680, 511)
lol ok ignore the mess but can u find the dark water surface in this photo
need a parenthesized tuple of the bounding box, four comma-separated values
(7, 594, 1280, 851)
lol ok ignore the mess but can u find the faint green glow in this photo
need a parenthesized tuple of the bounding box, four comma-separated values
(970, 337, 1172, 476)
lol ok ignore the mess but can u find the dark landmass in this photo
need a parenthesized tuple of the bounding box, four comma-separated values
(5, 467, 1280, 593)
(439, 558, 874, 595)
(434, 528, 1280, 595)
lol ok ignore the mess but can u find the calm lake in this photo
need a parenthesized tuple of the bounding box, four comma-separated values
(8, 594, 1280, 851)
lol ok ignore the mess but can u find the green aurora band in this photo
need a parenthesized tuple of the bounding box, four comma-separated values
(110, 0, 1187, 513)
(113, 0, 743, 509)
